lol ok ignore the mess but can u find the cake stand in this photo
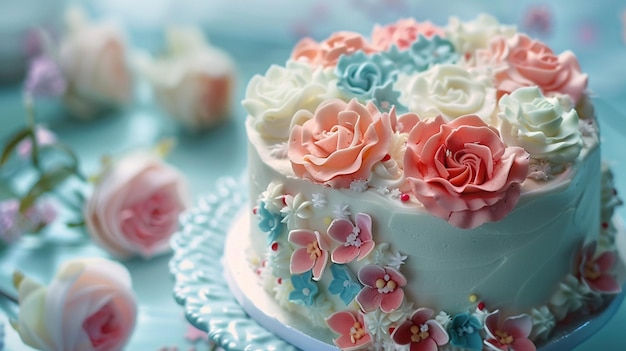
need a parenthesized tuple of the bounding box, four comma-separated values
(170, 176, 626, 351)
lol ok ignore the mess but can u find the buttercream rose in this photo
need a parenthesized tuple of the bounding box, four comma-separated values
(335, 51, 398, 102)
(372, 18, 446, 51)
(288, 99, 393, 188)
(395, 64, 497, 123)
(242, 60, 338, 140)
(498, 86, 583, 166)
(85, 150, 189, 259)
(13, 258, 137, 351)
(476, 34, 588, 104)
(404, 115, 529, 228)
(58, 8, 133, 117)
(291, 31, 377, 68)
(446, 14, 516, 57)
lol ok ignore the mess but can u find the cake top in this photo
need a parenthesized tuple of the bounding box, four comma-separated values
(243, 14, 596, 229)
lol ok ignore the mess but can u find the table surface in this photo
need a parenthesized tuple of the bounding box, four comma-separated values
(2, 5, 626, 349)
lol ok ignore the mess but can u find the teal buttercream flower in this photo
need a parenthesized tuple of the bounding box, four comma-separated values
(372, 82, 407, 114)
(448, 312, 483, 351)
(335, 51, 398, 103)
(409, 35, 458, 72)
(257, 201, 283, 244)
(328, 264, 362, 305)
(289, 270, 319, 306)
(376, 45, 416, 74)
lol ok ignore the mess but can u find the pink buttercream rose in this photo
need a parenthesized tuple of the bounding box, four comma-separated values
(288, 99, 394, 188)
(475, 34, 587, 103)
(404, 115, 529, 229)
(291, 31, 376, 67)
(372, 18, 446, 51)
(85, 151, 189, 259)
(13, 258, 137, 351)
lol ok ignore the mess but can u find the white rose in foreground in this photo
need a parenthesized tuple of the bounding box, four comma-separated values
(85, 150, 189, 259)
(242, 60, 338, 140)
(13, 258, 137, 351)
(498, 86, 582, 166)
(395, 64, 497, 123)
(136, 27, 235, 130)
(58, 8, 133, 117)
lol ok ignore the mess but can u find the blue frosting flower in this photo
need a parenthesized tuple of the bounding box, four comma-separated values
(328, 264, 362, 305)
(335, 51, 398, 102)
(375, 44, 416, 74)
(371, 82, 407, 114)
(409, 35, 459, 72)
(257, 201, 283, 244)
(448, 312, 483, 351)
(289, 270, 319, 306)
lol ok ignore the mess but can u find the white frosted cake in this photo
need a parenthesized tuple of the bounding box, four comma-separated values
(235, 14, 624, 351)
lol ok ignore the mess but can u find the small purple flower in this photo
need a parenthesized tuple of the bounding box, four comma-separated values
(0, 198, 57, 245)
(16, 126, 57, 159)
(24, 55, 67, 98)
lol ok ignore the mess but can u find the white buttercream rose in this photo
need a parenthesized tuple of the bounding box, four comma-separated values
(58, 8, 133, 117)
(14, 258, 137, 351)
(242, 60, 338, 140)
(395, 64, 497, 123)
(498, 86, 582, 166)
(136, 27, 235, 130)
(446, 13, 516, 57)
(85, 150, 189, 259)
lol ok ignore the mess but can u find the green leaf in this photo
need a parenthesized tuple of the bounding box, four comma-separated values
(0, 127, 32, 168)
(19, 166, 76, 213)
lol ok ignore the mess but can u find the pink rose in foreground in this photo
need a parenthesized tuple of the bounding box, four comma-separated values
(59, 8, 133, 117)
(372, 18, 446, 51)
(13, 258, 137, 351)
(288, 99, 393, 188)
(85, 151, 189, 259)
(404, 115, 529, 229)
(484, 310, 536, 351)
(291, 31, 376, 67)
(475, 34, 587, 104)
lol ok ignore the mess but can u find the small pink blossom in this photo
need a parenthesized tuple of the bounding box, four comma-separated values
(16, 126, 57, 159)
(372, 18, 446, 51)
(291, 32, 376, 67)
(326, 310, 372, 350)
(577, 241, 622, 294)
(484, 310, 535, 351)
(391, 307, 449, 351)
(288, 229, 330, 281)
(328, 213, 375, 264)
(356, 265, 406, 313)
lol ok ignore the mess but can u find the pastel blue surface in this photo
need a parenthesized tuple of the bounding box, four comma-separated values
(1, 0, 626, 350)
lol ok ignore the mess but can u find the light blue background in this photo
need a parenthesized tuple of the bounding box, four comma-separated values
(1, 0, 626, 349)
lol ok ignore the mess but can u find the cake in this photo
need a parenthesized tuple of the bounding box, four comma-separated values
(235, 14, 625, 351)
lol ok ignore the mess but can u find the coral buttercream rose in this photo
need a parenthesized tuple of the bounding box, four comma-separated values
(288, 99, 393, 188)
(85, 151, 189, 259)
(291, 31, 377, 68)
(372, 18, 446, 51)
(59, 8, 133, 117)
(13, 258, 137, 351)
(475, 34, 588, 104)
(404, 115, 529, 229)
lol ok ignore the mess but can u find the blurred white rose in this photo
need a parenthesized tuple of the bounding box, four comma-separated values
(136, 27, 235, 130)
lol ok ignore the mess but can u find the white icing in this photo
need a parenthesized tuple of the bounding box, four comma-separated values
(548, 274, 591, 321)
(529, 306, 556, 340)
(446, 14, 517, 55)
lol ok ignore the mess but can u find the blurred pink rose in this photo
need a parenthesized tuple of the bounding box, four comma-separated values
(13, 258, 137, 351)
(85, 151, 189, 259)
(372, 18, 446, 51)
(404, 115, 529, 229)
(288, 99, 393, 188)
(475, 34, 587, 104)
(58, 9, 133, 117)
(291, 31, 376, 67)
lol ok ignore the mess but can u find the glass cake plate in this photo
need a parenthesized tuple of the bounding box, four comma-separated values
(170, 175, 626, 351)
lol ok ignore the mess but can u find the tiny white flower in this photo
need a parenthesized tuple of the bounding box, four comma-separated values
(333, 204, 351, 219)
(376, 186, 390, 195)
(389, 188, 402, 199)
(350, 179, 369, 192)
(311, 193, 327, 208)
